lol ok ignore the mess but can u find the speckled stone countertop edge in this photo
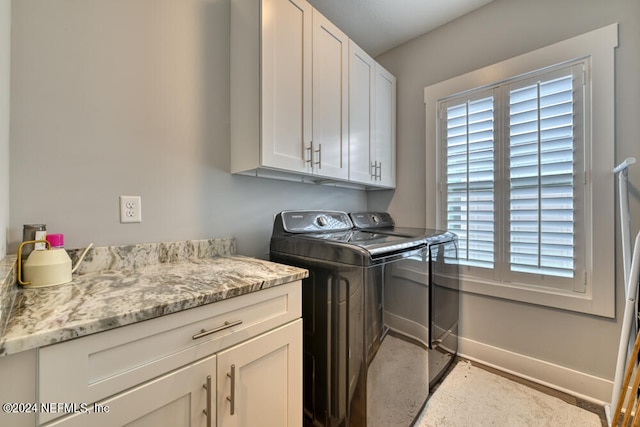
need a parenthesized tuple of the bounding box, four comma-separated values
(0, 238, 308, 357)
(0, 256, 17, 342)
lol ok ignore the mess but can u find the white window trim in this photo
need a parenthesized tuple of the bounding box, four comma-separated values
(424, 23, 618, 317)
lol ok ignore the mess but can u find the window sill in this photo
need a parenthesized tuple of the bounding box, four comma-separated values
(458, 274, 614, 318)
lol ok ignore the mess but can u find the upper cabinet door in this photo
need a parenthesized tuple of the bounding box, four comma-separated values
(348, 41, 375, 184)
(261, 0, 313, 173)
(374, 63, 396, 188)
(312, 10, 349, 180)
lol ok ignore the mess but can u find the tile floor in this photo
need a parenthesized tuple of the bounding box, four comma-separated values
(431, 357, 607, 427)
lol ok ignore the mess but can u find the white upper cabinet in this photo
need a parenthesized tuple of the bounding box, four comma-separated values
(311, 10, 349, 180)
(373, 63, 396, 188)
(231, 0, 312, 176)
(348, 42, 396, 188)
(348, 41, 375, 184)
(230, 0, 395, 189)
(260, 0, 312, 173)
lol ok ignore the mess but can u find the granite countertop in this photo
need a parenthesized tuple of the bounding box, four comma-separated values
(0, 238, 307, 357)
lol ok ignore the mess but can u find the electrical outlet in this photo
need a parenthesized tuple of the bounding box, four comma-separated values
(120, 196, 142, 223)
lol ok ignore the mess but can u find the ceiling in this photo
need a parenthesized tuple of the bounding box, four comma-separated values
(307, 0, 494, 57)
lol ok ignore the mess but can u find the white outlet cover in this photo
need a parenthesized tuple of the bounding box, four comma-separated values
(120, 196, 142, 223)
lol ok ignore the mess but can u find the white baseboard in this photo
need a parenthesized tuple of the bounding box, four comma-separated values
(458, 336, 612, 405)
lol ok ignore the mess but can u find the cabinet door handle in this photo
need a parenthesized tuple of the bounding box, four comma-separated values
(202, 375, 212, 427)
(192, 320, 243, 340)
(377, 162, 382, 180)
(305, 144, 312, 165)
(226, 364, 236, 415)
(314, 143, 322, 169)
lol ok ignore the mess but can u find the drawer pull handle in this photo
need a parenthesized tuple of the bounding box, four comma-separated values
(227, 364, 236, 415)
(192, 320, 243, 340)
(202, 375, 212, 427)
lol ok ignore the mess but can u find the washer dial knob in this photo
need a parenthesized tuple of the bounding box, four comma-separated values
(316, 215, 328, 227)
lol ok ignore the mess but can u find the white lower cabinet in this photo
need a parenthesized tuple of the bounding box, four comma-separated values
(32, 281, 302, 427)
(46, 320, 303, 427)
(0, 349, 37, 427)
(217, 321, 302, 427)
(46, 354, 217, 427)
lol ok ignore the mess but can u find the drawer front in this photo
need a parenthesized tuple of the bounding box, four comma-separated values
(39, 281, 301, 424)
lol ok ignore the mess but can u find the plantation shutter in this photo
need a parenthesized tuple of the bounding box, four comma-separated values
(508, 72, 577, 279)
(439, 61, 585, 290)
(444, 94, 495, 269)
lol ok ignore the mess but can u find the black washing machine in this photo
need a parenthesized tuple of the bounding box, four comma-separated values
(270, 210, 458, 427)
(349, 212, 460, 387)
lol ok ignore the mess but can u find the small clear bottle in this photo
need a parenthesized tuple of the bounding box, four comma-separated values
(22, 223, 46, 259)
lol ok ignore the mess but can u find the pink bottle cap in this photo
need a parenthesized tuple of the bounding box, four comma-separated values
(46, 234, 64, 247)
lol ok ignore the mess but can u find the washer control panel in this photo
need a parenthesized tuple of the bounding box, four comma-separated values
(349, 212, 395, 229)
(280, 211, 353, 233)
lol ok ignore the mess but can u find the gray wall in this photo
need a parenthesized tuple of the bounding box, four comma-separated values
(373, 0, 640, 386)
(8, 0, 368, 259)
(0, 0, 9, 259)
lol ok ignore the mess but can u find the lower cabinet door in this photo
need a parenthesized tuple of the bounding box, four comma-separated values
(45, 354, 216, 427)
(217, 320, 302, 427)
